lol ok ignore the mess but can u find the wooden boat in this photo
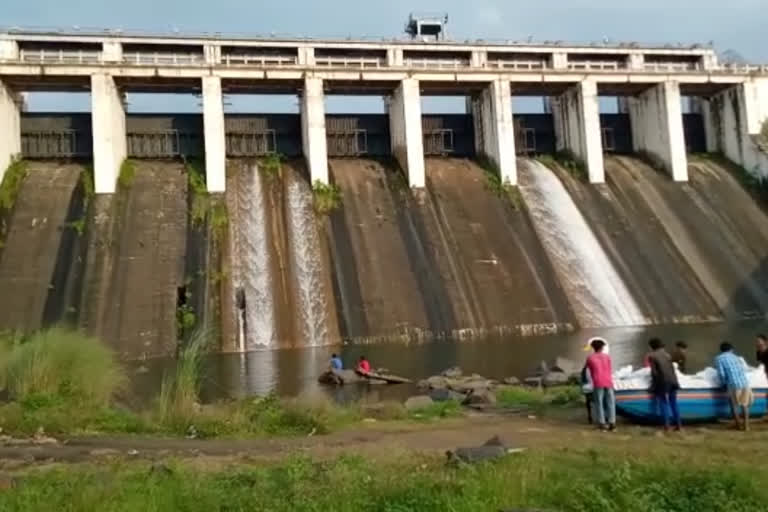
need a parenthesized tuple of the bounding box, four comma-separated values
(355, 369, 412, 384)
(615, 387, 768, 423)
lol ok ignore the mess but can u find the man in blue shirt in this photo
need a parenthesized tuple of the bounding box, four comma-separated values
(715, 342, 752, 431)
(330, 353, 343, 371)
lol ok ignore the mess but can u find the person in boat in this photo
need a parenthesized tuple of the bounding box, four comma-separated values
(330, 353, 343, 371)
(581, 339, 610, 425)
(715, 342, 752, 431)
(647, 338, 681, 432)
(585, 337, 616, 432)
(756, 334, 768, 376)
(357, 355, 372, 374)
(671, 341, 688, 374)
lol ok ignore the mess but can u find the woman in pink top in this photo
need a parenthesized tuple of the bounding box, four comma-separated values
(585, 338, 616, 431)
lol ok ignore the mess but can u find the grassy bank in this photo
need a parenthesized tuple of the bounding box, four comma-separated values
(0, 328, 556, 438)
(2, 441, 766, 512)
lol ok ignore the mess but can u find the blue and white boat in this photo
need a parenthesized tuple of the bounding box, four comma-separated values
(613, 364, 768, 424)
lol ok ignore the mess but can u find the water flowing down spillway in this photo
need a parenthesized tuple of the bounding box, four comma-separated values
(231, 164, 276, 348)
(284, 172, 334, 346)
(518, 159, 646, 327)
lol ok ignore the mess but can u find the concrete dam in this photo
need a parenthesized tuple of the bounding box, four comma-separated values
(1, 29, 768, 358)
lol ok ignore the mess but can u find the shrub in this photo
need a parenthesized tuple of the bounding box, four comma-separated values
(0, 157, 27, 212)
(117, 159, 136, 189)
(0, 328, 125, 406)
(312, 181, 343, 215)
(260, 153, 283, 181)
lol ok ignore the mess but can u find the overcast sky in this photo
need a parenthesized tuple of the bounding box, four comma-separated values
(6, 0, 767, 112)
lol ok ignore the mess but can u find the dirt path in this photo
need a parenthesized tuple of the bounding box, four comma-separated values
(3, 411, 766, 471)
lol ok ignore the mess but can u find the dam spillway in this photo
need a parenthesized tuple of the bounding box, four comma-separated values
(1, 27, 768, 356)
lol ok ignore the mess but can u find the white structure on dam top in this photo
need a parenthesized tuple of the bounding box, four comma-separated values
(1, 28, 768, 191)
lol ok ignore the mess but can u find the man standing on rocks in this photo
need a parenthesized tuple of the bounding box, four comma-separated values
(586, 338, 616, 432)
(647, 338, 681, 431)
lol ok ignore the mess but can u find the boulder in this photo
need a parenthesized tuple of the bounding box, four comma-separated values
(405, 395, 434, 411)
(429, 388, 465, 403)
(524, 376, 543, 388)
(542, 371, 570, 387)
(446, 436, 511, 464)
(503, 376, 521, 386)
(446, 378, 493, 394)
(441, 366, 463, 378)
(425, 375, 448, 389)
(552, 357, 582, 379)
(462, 388, 497, 408)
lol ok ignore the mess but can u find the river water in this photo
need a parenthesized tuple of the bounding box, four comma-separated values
(129, 320, 768, 403)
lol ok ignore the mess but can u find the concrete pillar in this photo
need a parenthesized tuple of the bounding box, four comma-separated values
(701, 53, 719, 71)
(300, 76, 328, 184)
(627, 53, 644, 71)
(204, 45, 221, 65)
(91, 74, 126, 194)
(388, 78, 424, 188)
(298, 47, 315, 66)
(551, 52, 568, 70)
(0, 40, 20, 61)
(202, 76, 226, 192)
(628, 81, 688, 181)
(552, 79, 604, 183)
(471, 80, 516, 184)
(102, 41, 122, 62)
(0, 80, 21, 183)
(387, 48, 404, 67)
(471, 50, 487, 68)
(703, 78, 768, 178)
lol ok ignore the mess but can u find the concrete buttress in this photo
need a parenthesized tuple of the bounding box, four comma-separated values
(202, 76, 226, 192)
(471, 79, 516, 184)
(301, 76, 329, 184)
(552, 80, 604, 183)
(0, 79, 21, 182)
(628, 81, 688, 181)
(388, 78, 425, 188)
(91, 74, 127, 194)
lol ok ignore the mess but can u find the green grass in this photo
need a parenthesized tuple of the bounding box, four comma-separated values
(156, 329, 207, 429)
(117, 159, 136, 189)
(260, 153, 283, 181)
(312, 180, 343, 215)
(496, 385, 583, 411)
(1, 448, 765, 512)
(478, 155, 524, 210)
(186, 160, 229, 241)
(537, 151, 588, 181)
(407, 400, 463, 421)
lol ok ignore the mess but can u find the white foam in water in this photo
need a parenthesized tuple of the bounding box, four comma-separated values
(285, 175, 330, 346)
(519, 159, 646, 327)
(234, 165, 276, 348)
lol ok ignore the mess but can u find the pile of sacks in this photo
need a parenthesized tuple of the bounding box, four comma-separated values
(614, 361, 768, 391)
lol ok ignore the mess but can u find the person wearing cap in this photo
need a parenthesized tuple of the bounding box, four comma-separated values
(581, 338, 610, 425)
(585, 337, 616, 431)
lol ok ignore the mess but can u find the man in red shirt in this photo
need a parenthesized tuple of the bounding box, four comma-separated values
(357, 356, 371, 374)
(586, 337, 616, 431)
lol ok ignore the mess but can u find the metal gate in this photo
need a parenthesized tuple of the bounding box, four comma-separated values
(423, 129, 454, 155)
(326, 129, 368, 156)
(226, 130, 277, 156)
(127, 130, 201, 158)
(601, 127, 616, 152)
(22, 130, 89, 158)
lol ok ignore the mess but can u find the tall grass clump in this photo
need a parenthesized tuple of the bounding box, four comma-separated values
(0, 328, 125, 406)
(478, 155, 524, 210)
(156, 329, 209, 428)
(260, 153, 283, 181)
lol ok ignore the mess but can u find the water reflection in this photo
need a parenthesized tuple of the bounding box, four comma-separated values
(131, 321, 768, 403)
